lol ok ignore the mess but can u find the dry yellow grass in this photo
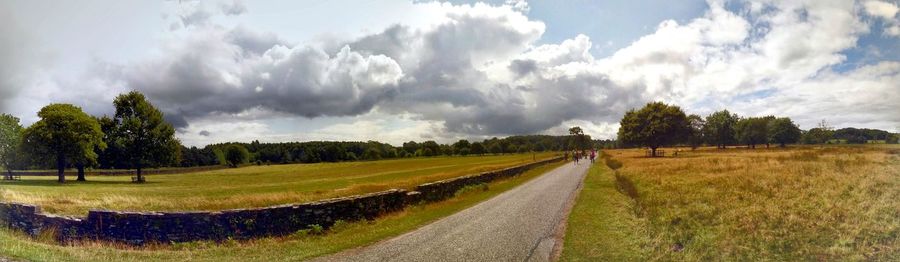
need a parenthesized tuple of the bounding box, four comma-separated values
(564, 145, 899, 261)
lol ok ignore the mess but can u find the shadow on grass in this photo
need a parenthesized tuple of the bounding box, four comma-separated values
(0, 179, 158, 187)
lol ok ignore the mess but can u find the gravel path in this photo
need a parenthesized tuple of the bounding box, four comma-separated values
(314, 161, 591, 262)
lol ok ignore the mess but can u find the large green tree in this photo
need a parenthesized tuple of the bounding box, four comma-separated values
(768, 117, 801, 147)
(702, 110, 739, 149)
(225, 144, 249, 167)
(1, 114, 24, 179)
(735, 117, 769, 149)
(111, 91, 180, 183)
(687, 114, 705, 150)
(617, 102, 690, 157)
(22, 104, 106, 183)
(470, 142, 485, 155)
(568, 126, 590, 151)
(452, 139, 471, 155)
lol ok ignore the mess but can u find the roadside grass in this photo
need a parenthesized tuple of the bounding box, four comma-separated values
(562, 145, 899, 261)
(560, 162, 649, 261)
(0, 153, 556, 216)
(0, 160, 565, 262)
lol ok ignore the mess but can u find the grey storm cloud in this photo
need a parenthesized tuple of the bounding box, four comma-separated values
(123, 26, 403, 128)
(0, 7, 37, 112)
(508, 59, 538, 77)
(116, 3, 641, 135)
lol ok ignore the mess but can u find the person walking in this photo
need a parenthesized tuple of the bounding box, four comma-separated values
(590, 149, 596, 164)
(572, 151, 577, 165)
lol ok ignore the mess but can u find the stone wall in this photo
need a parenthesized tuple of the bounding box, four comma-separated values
(0, 156, 561, 245)
(415, 156, 562, 202)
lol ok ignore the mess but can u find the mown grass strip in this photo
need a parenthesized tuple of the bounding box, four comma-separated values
(560, 163, 649, 261)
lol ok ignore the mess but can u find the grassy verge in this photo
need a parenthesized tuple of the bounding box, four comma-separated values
(0, 153, 556, 216)
(0, 161, 565, 261)
(560, 162, 649, 261)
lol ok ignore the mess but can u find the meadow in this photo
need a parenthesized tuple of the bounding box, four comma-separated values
(562, 145, 899, 261)
(0, 159, 565, 261)
(0, 153, 556, 216)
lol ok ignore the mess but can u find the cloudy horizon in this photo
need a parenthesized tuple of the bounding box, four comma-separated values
(1, 0, 898, 147)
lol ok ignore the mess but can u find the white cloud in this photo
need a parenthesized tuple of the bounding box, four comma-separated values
(505, 0, 530, 13)
(3, 0, 898, 146)
(863, 0, 899, 19)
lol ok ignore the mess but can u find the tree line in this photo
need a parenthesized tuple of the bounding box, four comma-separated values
(177, 133, 591, 168)
(617, 102, 899, 156)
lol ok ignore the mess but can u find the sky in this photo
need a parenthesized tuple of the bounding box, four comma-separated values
(1, 0, 898, 147)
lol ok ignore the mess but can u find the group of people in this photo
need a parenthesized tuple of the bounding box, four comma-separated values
(565, 149, 597, 165)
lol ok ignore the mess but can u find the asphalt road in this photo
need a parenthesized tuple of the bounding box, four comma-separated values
(314, 160, 591, 262)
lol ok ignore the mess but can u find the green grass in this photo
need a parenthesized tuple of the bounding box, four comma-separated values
(560, 163, 649, 261)
(0, 153, 556, 216)
(0, 160, 565, 262)
(562, 145, 900, 261)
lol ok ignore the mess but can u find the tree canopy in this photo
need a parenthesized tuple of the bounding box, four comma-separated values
(617, 102, 690, 156)
(224, 144, 249, 167)
(21, 104, 105, 183)
(735, 117, 770, 149)
(702, 110, 738, 149)
(768, 117, 801, 147)
(111, 91, 180, 182)
(0, 114, 24, 178)
(687, 114, 705, 150)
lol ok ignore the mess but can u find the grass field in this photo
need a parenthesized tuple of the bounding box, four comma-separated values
(0, 153, 557, 216)
(562, 145, 900, 261)
(0, 159, 565, 262)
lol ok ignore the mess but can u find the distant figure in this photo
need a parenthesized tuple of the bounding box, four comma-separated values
(573, 151, 579, 165)
(590, 150, 596, 163)
(564, 151, 569, 161)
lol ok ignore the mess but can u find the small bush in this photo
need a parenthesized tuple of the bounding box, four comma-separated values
(605, 158, 623, 170)
(331, 220, 350, 232)
(455, 183, 489, 197)
(295, 224, 326, 237)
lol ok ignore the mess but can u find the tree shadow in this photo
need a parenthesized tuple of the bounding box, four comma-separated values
(0, 179, 159, 187)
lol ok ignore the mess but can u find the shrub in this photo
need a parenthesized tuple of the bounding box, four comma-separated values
(455, 183, 489, 197)
(605, 158, 623, 170)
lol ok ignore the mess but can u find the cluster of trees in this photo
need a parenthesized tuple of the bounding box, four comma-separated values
(176, 134, 590, 167)
(618, 102, 899, 156)
(617, 102, 787, 156)
(832, 127, 895, 144)
(0, 92, 179, 183)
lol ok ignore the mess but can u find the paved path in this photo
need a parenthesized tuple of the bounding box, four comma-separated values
(314, 160, 592, 262)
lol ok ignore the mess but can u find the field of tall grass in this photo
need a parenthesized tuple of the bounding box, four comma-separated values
(563, 145, 899, 261)
(0, 153, 557, 216)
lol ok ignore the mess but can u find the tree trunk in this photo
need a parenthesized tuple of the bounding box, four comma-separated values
(651, 147, 658, 157)
(57, 152, 66, 183)
(766, 143, 770, 149)
(780, 142, 786, 148)
(136, 163, 143, 183)
(5, 169, 12, 180)
(76, 163, 86, 181)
